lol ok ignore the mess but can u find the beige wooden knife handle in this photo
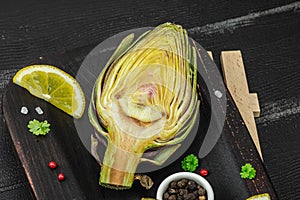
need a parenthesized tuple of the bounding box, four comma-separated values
(220, 50, 262, 160)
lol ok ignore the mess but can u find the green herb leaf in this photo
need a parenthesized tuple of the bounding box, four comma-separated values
(27, 119, 51, 136)
(240, 163, 256, 179)
(181, 154, 199, 172)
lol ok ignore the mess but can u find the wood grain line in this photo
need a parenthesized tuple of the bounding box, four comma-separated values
(0, 69, 17, 90)
(0, 182, 28, 193)
(256, 97, 300, 126)
(188, 1, 300, 35)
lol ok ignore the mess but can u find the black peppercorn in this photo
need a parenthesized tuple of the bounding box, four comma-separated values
(168, 188, 177, 194)
(187, 180, 197, 190)
(178, 188, 188, 196)
(198, 187, 206, 196)
(168, 194, 176, 200)
(170, 181, 178, 189)
(163, 192, 170, 200)
(177, 195, 183, 200)
(177, 179, 187, 188)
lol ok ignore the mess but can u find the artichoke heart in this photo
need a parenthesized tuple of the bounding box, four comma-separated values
(119, 97, 163, 123)
(89, 22, 200, 189)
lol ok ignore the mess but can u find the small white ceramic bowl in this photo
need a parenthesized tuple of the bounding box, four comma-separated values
(156, 172, 214, 200)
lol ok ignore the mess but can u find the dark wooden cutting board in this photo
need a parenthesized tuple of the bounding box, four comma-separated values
(2, 41, 277, 199)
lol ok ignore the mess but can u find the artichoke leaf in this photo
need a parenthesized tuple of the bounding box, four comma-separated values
(91, 134, 101, 165)
(88, 90, 109, 138)
(154, 100, 200, 145)
(140, 144, 181, 165)
(106, 33, 134, 68)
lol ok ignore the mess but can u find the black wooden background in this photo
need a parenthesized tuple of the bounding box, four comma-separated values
(0, 0, 299, 199)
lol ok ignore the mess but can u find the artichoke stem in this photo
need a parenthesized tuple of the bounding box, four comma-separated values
(99, 142, 142, 189)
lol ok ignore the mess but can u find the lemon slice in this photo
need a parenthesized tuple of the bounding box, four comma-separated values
(247, 193, 271, 200)
(13, 65, 85, 118)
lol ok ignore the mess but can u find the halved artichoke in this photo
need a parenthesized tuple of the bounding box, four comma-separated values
(89, 22, 200, 189)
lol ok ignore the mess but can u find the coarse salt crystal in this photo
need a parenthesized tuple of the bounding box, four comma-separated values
(214, 90, 223, 98)
(35, 106, 44, 115)
(20, 106, 28, 115)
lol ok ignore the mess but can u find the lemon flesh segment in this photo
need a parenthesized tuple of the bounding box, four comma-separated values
(13, 65, 85, 118)
(247, 193, 271, 200)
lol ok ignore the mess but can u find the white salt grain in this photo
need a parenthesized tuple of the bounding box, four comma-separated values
(35, 106, 44, 115)
(214, 90, 223, 98)
(20, 106, 28, 115)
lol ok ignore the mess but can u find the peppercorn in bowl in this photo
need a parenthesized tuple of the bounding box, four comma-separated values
(156, 172, 214, 200)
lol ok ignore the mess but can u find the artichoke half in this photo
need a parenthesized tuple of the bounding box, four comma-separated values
(89, 22, 200, 189)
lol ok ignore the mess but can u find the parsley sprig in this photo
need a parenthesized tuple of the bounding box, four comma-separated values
(181, 154, 199, 172)
(27, 119, 51, 136)
(240, 163, 256, 179)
